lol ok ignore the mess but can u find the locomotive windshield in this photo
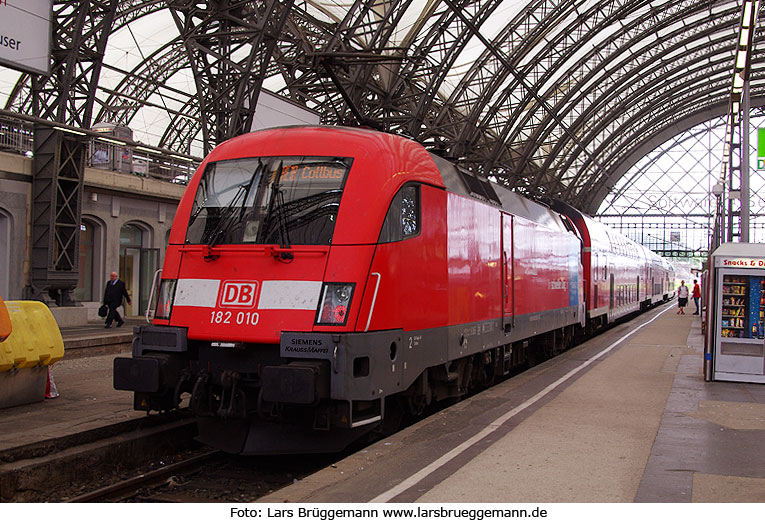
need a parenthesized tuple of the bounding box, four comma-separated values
(185, 156, 352, 246)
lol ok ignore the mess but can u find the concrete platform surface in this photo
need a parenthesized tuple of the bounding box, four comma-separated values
(0, 353, 134, 453)
(0, 317, 143, 453)
(259, 307, 765, 503)
(57, 316, 141, 345)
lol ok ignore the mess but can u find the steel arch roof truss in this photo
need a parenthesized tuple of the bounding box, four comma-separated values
(2, 0, 762, 207)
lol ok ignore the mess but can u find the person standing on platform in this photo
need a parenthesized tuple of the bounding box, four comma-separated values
(103, 271, 131, 328)
(677, 280, 689, 315)
(692, 279, 702, 315)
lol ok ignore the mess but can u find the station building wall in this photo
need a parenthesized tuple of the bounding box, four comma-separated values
(0, 177, 29, 300)
(0, 151, 184, 317)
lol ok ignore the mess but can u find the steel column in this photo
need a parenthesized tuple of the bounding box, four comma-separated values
(741, 80, 751, 242)
(26, 125, 86, 306)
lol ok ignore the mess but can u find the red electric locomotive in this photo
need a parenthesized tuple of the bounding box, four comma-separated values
(114, 126, 664, 454)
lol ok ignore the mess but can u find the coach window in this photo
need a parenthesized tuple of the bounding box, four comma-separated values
(378, 184, 420, 243)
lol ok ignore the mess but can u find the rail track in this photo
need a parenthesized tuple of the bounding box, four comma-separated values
(0, 413, 199, 502)
(66, 450, 340, 503)
(66, 450, 221, 502)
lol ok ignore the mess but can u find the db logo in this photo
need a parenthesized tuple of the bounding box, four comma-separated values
(218, 281, 259, 308)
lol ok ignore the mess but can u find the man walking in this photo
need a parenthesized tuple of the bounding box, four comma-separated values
(103, 271, 131, 328)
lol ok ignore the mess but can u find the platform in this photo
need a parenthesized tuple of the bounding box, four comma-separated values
(258, 306, 765, 503)
(2, 308, 765, 502)
(0, 318, 140, 453)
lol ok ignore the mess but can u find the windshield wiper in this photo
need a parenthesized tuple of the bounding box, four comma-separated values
(261, 162, 294, 262)
(274, 191, 290, 249)
(238, 160, 265, 223)
(271, 161, 290, 250)
(189, 197, 208, 225)
(261, 190, 341, 241)
(202, 161, 265, 248)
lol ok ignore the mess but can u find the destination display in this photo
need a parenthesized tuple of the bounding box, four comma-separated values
(278, 162, 348, 183)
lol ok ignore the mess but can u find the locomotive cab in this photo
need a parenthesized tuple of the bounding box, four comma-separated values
(114, 127, 445, 454)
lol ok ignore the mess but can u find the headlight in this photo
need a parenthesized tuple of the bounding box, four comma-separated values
(316, 283, 354, 325)
(154, 279, 177, 320)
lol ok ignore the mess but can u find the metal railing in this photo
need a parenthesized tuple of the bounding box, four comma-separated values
(0, 113, 33, 154)
(0, 111, 200, 185)
(87, 137, 196, 185)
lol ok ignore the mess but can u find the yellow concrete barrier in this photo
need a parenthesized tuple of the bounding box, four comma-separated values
(0, 301, 65, 372)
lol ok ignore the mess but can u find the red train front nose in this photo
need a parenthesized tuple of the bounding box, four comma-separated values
(168, 246, 332, 343)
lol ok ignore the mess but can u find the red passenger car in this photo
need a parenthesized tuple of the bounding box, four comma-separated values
(114, 127, 664, 454)
(552, 200, 675, 330)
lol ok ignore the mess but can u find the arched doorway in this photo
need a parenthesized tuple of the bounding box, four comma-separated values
(119, 223, 158, 316)
(74, 218, 104, 302)
(0, 209, 10, 299)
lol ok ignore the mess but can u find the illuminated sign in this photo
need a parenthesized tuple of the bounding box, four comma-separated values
(279, 163, 347, 183)
(0, 1, 51, 75)
(759, 129, 765, 170)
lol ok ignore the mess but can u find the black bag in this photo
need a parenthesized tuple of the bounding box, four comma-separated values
(98, 304, 108, 318)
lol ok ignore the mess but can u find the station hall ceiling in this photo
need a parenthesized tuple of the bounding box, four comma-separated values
(2, 0, 764, 214)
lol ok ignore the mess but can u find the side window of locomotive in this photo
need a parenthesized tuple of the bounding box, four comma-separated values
(378, 184, 421, 243)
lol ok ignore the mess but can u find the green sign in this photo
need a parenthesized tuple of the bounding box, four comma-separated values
(759, 128, 765, 158)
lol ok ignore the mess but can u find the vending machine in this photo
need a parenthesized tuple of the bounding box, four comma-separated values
(706, 243, 765, 383)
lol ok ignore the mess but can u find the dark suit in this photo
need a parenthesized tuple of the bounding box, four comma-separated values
(103, 279, 131, 327)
